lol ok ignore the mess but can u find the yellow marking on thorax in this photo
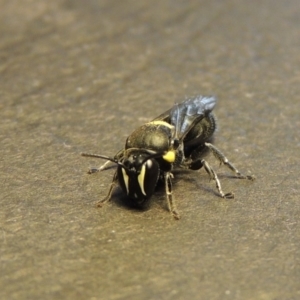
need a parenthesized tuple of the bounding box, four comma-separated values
(147, 120, 174, 129)
(163, 150, 176, 163)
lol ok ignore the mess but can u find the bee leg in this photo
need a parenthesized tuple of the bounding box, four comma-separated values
(205, 143, 255, 181)
(201, 159, 234, 199)
(87, 160, 112, 174)
(85, 149, 125, 174)
(164, 172, 180, 220)
(96, 170, 118, 207)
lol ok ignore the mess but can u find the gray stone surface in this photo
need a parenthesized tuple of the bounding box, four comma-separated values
(1, 0, 299, 299)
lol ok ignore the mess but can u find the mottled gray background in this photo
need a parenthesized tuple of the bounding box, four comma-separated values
(1, 0, 299, 299)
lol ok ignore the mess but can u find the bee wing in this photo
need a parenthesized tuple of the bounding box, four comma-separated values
(152, 95, 217, 141)
(152, 108, 172, 122)
(170, 96, 217, 141)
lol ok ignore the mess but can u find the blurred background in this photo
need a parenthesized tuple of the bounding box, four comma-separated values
(1, 0, 299, 299)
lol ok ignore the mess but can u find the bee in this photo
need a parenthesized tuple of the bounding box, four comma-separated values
(82, 95, 255, 219)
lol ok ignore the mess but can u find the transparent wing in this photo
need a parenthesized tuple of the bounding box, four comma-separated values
(152, 95, 217, 141)
(170, 95, 217, 141)
(152, 108, 172, 123)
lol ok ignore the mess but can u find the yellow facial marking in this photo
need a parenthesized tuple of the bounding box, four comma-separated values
(138, 164, 147, 196)
(122, 168, 129, 195)
(163, 150, 176, 163)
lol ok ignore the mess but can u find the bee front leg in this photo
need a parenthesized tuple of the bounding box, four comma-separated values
(96, 170, 118, 207)
(85, 149, 125, 174)
(164, 172, 180, 220)
(87, 160, 112, 174)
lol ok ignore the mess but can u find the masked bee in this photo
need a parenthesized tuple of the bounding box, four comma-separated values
(81, 95, 255, 219)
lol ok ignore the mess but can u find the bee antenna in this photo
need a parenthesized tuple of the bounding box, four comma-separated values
(81, 152, 130, 172)
(140, 151, 166, 166)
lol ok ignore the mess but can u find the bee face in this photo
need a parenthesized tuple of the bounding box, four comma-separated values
(118, 154, 160, 205)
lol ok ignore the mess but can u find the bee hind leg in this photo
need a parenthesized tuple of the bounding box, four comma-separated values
(205, 143, 255, 180)
(201, 159, 234, 199)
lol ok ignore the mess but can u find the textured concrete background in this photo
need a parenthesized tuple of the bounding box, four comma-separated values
(1, 0, 300, 299)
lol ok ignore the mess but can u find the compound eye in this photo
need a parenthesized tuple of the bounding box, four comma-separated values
(140, 159, 159, 198)
(146, 159, 153, 169)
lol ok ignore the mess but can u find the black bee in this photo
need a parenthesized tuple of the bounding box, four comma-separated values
(82, 96, 254, 219)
